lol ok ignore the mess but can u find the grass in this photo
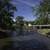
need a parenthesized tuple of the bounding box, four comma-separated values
(38, 29, 50, 35)
(0, 38, 11, 48)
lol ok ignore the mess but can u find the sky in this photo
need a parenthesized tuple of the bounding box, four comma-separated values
(12, 0, 40, 21)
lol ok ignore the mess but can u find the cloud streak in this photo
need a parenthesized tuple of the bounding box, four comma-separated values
(13, 0, 35, 7)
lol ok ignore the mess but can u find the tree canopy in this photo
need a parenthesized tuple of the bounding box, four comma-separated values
(33, 0, 50, 25)
(0, 0, 17, 29)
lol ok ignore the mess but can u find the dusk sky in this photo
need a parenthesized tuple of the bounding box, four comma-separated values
(12, 0, 41, 21)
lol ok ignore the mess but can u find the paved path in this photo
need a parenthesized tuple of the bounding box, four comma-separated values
(0, 32, 50, 50)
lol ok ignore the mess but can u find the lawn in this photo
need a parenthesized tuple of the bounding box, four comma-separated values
(0, 38, 11, 48)
(38, 29, 50, 35)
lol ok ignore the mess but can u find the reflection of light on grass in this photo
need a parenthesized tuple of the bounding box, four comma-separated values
(38, 29, 50, 35)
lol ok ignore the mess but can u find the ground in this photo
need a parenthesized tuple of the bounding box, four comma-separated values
(0, 32, 50, 50)
(38, 29, 50, 35)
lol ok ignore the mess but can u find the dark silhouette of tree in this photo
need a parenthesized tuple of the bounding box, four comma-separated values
(0, 0, 17, 29)
(16, 16, 24, 35)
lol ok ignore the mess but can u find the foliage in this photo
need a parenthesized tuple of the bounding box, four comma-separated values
(16, 16, 24, 35)
(33, 0, 50, 25)
(16, 16, 24, 28)
(0, 0, 16, 29)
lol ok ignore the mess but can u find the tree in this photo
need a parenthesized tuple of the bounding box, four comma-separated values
(33, 0, 50, 25)
(0, 0, 17, 29)
(16, 16, 24, 35)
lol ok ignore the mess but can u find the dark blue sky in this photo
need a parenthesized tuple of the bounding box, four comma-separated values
(12, 0, 40, 21)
